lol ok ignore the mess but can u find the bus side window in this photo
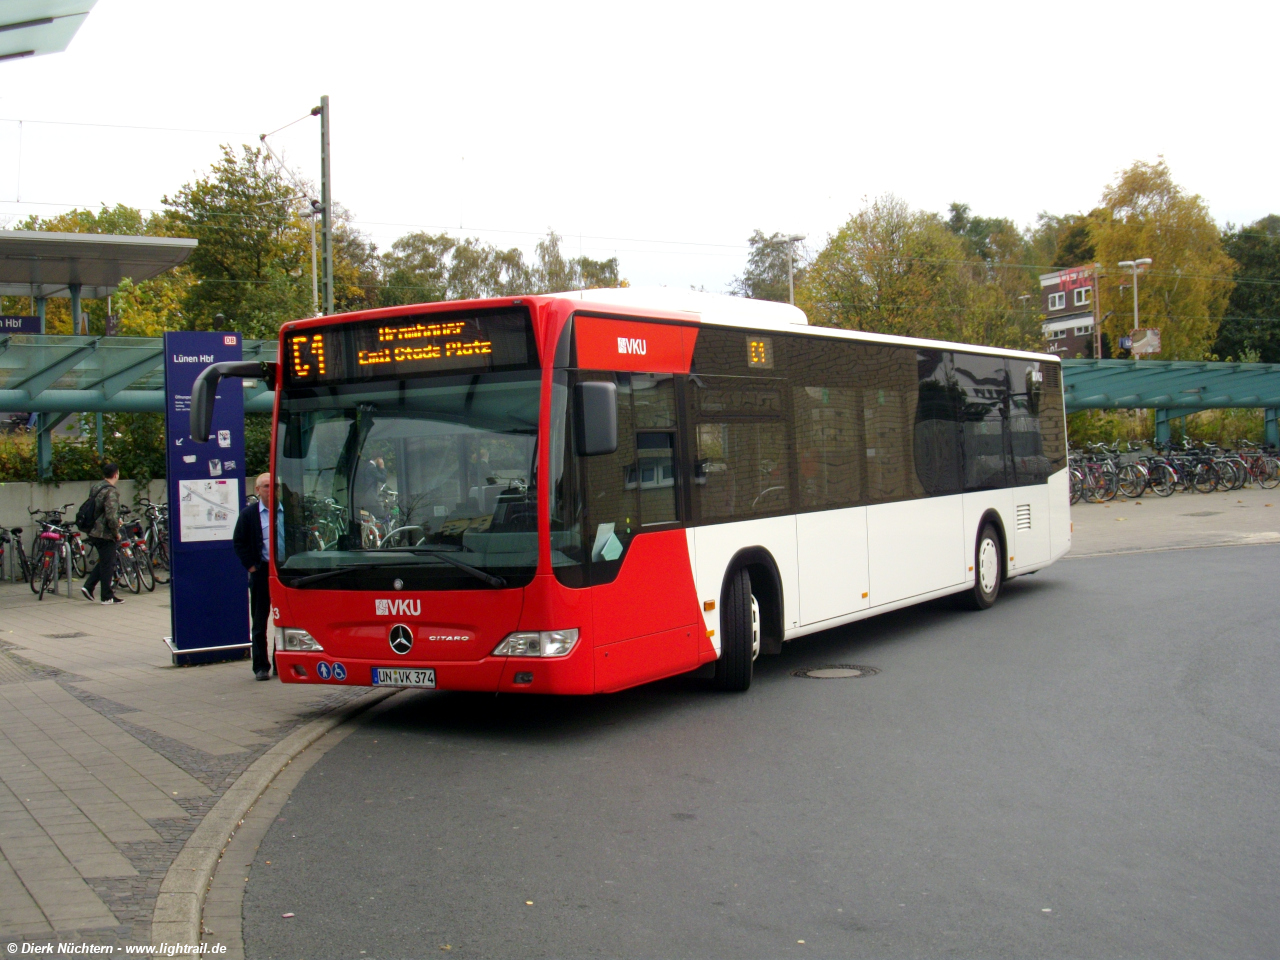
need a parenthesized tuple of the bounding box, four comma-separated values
(1007, 359, 1049, 484)
(695, 420, 790, 520)
(953, 353, 1012, 490)
(1037, 362, 1067, 474)
(691, 376, 791, 521)
(793, 385, 862, 509)
(859, 345, 917, 503)
(632, 374, 679, 527)
(913, 350, 964, 497)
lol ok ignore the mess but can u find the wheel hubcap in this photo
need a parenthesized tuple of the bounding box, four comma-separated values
(750, 595, 761, 661)
(978, 538, 998, 595)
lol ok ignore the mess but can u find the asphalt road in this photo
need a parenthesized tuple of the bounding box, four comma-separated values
(243, 546, 1280, 959)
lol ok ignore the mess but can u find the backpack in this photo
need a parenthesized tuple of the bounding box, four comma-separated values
(75, 484, 103, 532)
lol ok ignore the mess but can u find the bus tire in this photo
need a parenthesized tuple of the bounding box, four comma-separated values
(713, 568, 757, 692)
(961, 522, 1002, 610)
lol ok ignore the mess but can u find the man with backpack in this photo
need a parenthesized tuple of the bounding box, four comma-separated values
(80, 462, 123, 605)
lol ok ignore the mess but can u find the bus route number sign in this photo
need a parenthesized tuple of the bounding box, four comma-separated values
(284, 310, 533, 384)
(747, 336, 774, 369)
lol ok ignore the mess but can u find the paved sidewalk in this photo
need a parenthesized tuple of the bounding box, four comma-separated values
(1069, 483, 1280, 556)
(0, 580, 362, 949)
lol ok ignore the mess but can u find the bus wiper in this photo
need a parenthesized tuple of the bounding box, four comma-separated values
(289, 565, 361, 587)
(378, 546, 507, 588)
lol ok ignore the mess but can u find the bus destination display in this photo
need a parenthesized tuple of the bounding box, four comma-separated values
(285, 310, 533, 384)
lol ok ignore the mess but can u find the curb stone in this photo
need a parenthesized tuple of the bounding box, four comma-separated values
(149, 688, 398, 947)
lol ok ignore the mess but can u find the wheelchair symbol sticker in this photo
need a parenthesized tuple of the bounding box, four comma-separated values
(332, 662, 347, 681)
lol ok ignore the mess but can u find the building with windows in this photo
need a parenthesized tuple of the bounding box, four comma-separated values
(1040, 265, 1096, 357)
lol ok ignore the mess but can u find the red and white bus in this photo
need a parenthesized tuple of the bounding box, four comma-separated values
(192, 290, 1069, 693)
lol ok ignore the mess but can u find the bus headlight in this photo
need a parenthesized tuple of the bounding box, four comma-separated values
(275, 628, 323, 651)
(492, 629, 579, 658)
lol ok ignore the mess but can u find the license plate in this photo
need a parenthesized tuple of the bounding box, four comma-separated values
(372, 667, 436, 688)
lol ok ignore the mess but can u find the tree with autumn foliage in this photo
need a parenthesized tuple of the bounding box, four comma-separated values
(1089, 159, 1234, 360)
(796, 195, 1041, 350)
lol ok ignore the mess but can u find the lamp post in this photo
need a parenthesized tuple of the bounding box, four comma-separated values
(784, 234, 805, 305)
(1117, 257, 1152, 331)
(307, 200, 321, 316)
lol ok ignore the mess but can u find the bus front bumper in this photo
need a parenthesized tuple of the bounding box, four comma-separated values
(273, 650, 594, 694)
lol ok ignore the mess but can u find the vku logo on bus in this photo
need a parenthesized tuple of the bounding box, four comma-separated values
(616, 336, 647, 356)
(376, 598, 421, 617)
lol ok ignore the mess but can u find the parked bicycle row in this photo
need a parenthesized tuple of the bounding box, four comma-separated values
(1070, 438, 1280, 503)
(0, 497, 171, 600)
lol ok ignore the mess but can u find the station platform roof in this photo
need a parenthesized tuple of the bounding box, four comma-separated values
(1063, 359, 1280, 414)
(1, 0, 98, 62)
(0, 335, 277, 413)
(0, 231, 197, 299)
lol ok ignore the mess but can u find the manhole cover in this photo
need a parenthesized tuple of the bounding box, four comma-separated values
(44, 632, 87, 639)
(793, 664, 879, 679)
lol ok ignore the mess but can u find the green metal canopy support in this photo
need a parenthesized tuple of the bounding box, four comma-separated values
(35, 412, 74, 481)
(1267, 409, 1279, 449)
(1154, 408, 1201, 444)
(69, 283, 82, 335)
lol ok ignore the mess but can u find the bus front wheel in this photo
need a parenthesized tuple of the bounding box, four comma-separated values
(961, 523, 1003, 610)
(713, 568, 758, 692)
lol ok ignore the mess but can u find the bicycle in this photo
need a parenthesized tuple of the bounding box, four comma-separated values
(66, 527, 90, 578)
(1235, 440, 1280, 489)
(121, 516, 155, 592)
(105, 507, 142, 595)
(2, 524, 33, 583)
(139, 498, 171, 584)
(28, 505, 75, 600)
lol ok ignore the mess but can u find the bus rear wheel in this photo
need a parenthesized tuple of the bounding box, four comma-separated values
(961, 523, 1003, 610)
(713, 568, 758, 692)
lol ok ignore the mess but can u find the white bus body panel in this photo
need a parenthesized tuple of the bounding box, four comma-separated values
(687, 516, 800, 655)
(866, 495, 967, 606)
(796, 507, 870, 625)
(1010, 485, 1051, 570)
(961, 489, 1014, 571)
(1047, 468, 1071, 560)
(691, 477, 1069, 650)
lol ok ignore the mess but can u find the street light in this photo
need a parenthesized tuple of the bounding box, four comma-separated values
(784, 234, 805, 305)
(1117, 258, 1153, 332)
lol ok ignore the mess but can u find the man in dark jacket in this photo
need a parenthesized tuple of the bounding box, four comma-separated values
(233, 473, 282, 680)
(81, 463, 123, 605)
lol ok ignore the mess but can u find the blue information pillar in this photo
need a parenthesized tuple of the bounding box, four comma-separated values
(163, 332, 249, 666)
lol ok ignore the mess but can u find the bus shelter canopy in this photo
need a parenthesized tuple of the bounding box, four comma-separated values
(0, 231, 197, 299)
(0, 334, 277, 412)
(1062, 359, 1280, 413)
(0, 0, 97, 61)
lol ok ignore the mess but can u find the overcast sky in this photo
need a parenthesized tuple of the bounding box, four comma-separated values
(1, 0, 1275, 292)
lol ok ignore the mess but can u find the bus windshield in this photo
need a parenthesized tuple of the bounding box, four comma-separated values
(274, 369, 541, 590)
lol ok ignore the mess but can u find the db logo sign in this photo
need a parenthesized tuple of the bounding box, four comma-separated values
(223, 335, 237, 345)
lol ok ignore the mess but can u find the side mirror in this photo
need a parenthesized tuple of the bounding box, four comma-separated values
(574, 381, 617, 456)
(190, 360, 277, 442)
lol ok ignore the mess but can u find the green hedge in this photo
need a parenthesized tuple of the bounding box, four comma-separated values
(1067, 408, 1266, 448)
(0, 413, 271, 482)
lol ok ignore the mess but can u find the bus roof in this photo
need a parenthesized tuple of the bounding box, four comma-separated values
(552, 287, 1062, 364)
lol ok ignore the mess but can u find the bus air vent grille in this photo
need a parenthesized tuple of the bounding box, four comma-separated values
(1016, 504, 1032, 530)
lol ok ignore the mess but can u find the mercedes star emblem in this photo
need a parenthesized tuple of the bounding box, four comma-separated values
(389, 624, 414, 655)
